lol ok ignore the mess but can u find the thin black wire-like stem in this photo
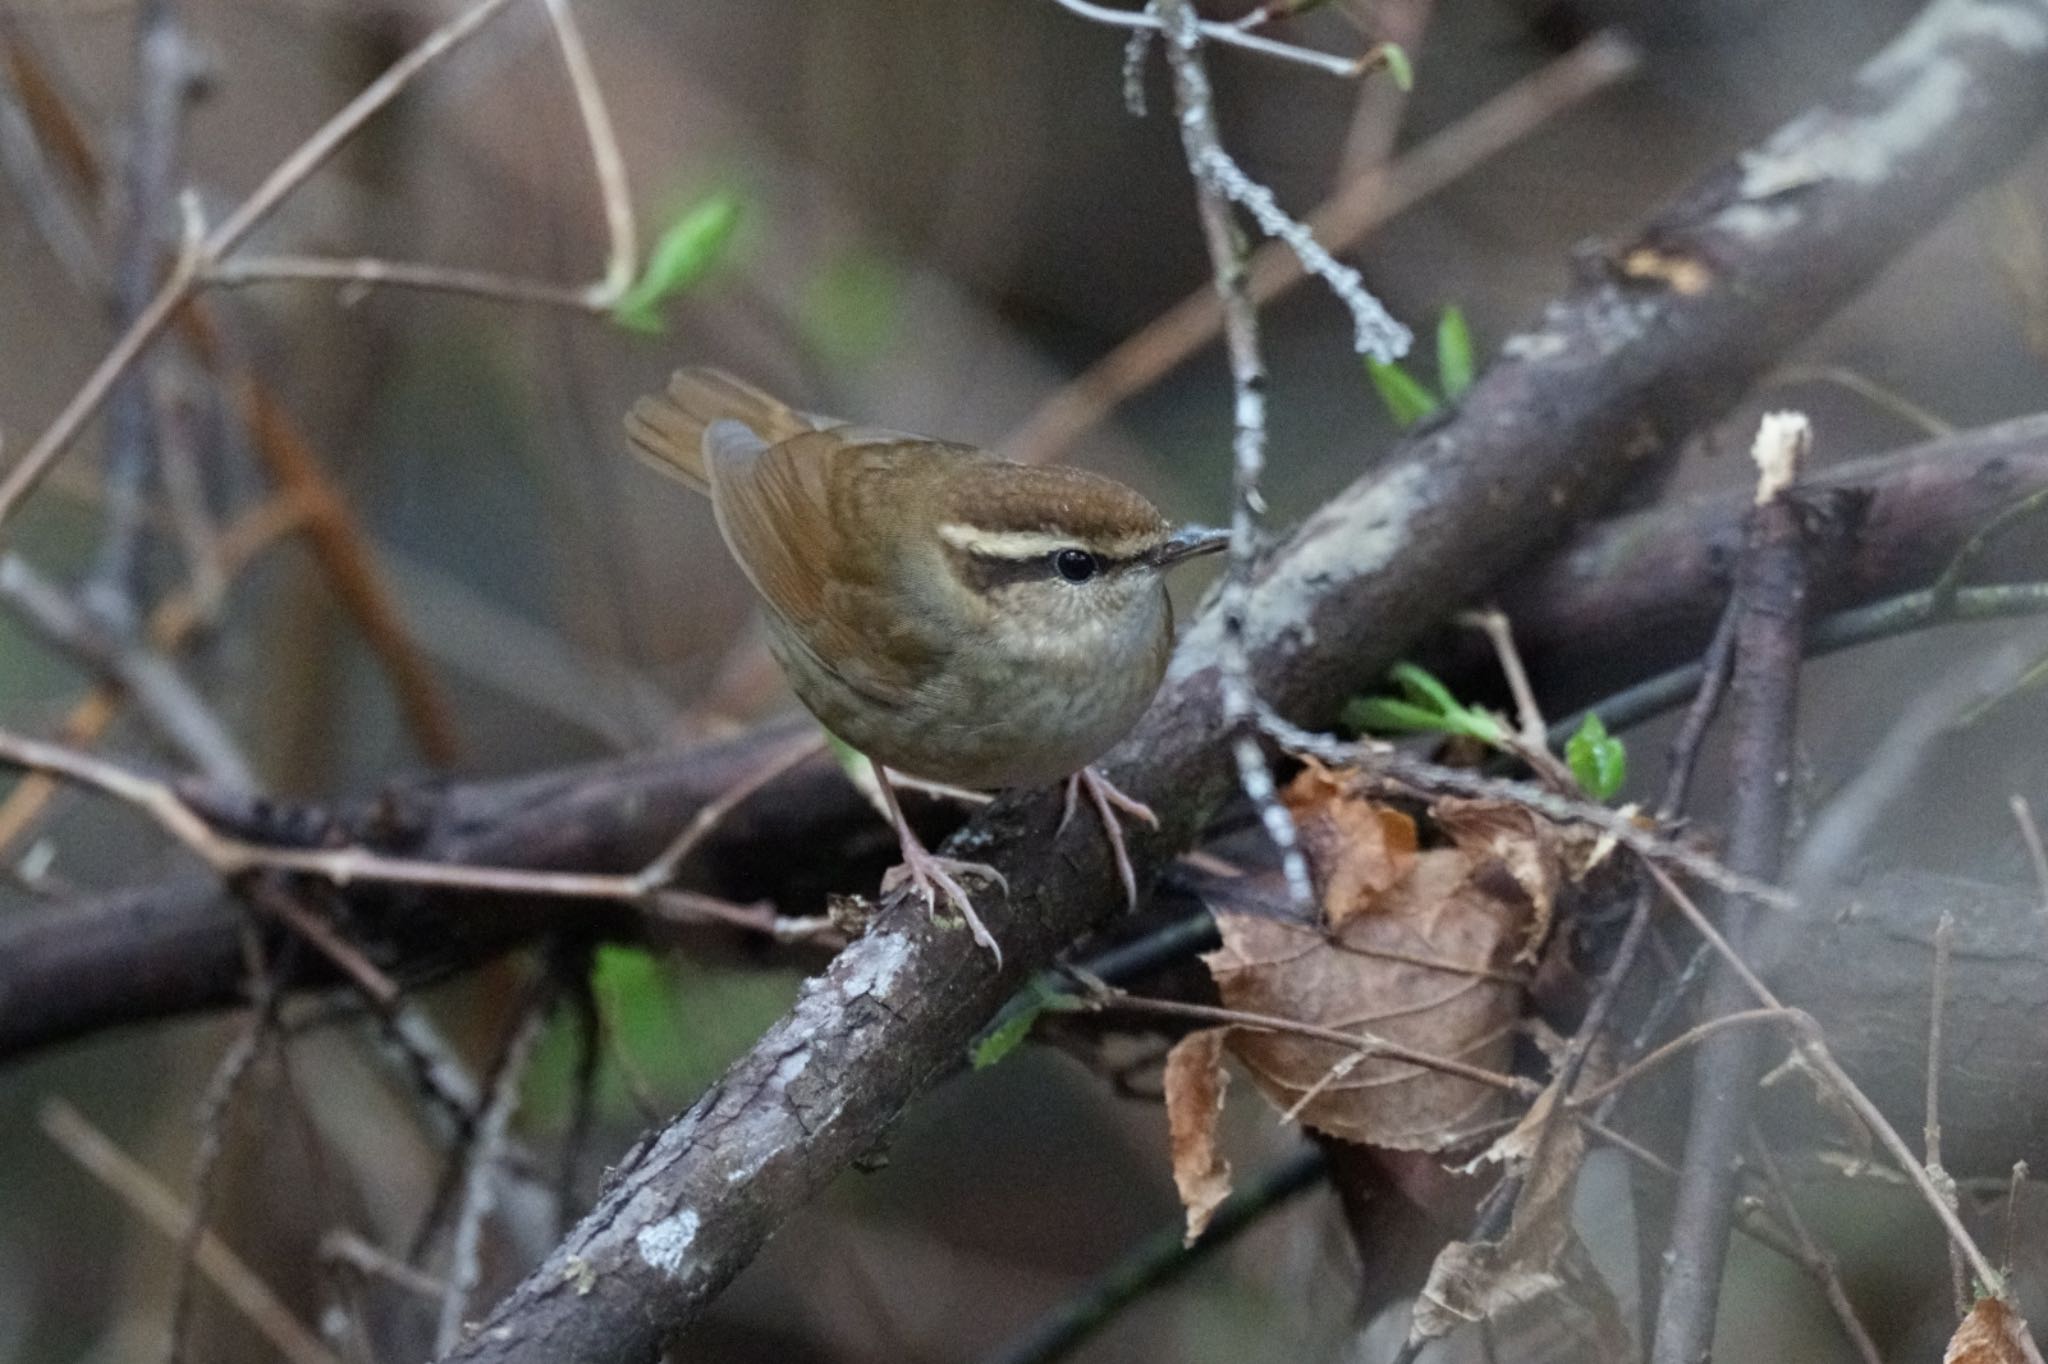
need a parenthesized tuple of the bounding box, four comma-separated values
(980, 1148, 1326, 1364)
(1550, 581, 2048, 749)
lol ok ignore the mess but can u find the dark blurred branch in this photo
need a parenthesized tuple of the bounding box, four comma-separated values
(0, 716, 869, 1062)
(1462, 413, 2048, 704)
(0, 0, 522, 533)
(86, 0, 198, 629)
(0, 554, 253, 787)
(1649, 415, 1811, 1364)
(0, 17, 463, 764)
(425, 4, 2048, 1360)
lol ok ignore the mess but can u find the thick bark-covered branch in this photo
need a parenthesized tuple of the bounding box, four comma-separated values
(5, 415, 2045, 1066)
(0, 717, 882, 1060)
(427, 5, 2048, 1360)
(1448, 413, 2048, 700)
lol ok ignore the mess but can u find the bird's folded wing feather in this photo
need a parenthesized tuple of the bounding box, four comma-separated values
(706, 426, 950, 711)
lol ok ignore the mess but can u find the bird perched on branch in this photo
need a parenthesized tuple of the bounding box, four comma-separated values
(627, 369, 1225, 964)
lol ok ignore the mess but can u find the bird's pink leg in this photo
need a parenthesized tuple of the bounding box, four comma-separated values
(1061, 766, 1160, 912)
(876, 767, 1006, 966)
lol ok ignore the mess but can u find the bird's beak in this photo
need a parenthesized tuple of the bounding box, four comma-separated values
(1152, 525, 1232, 568)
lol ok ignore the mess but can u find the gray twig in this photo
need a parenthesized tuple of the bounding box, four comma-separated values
(436, 984, 555, 1354)
(0, 554, 253, 788)
(1155, 0, 1319, 912)
(88, 0, 200, 630)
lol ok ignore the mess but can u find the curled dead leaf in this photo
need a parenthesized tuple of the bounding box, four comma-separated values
(1164, 1028, 1234, 1246)
(1283, 758, 1417, 928)
(1202, 855, 1522, 1151)
(1412, 1093, 1627, 1355)
(1945, 1298, 2040, 1364)
(1432, 796, 1597, 962)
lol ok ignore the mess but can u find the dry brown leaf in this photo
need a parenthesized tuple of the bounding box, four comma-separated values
(1411, 1095, 1628, 1356)
(1432, 798, 1568, 961)
(1946, 1298, 2039, 1364)
(1203, 850, 1522, 1151)
(1164, 1028, 1234, 1246)
(1283, 758, 1417, 928)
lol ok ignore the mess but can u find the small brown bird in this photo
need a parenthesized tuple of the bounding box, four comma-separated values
(626, 369, 1225, 962)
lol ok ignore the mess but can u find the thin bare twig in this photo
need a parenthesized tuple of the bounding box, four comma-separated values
(1648, 864, 2021, 1309)
(0, 494, 307, 858)
(200, 0, 636, 314)
(247, 878, 400, 1008)
(89, 0, 199, 628)
(1460, 607, 1547, 749)
(1049, 0, 1396, 77)
(0, 553, 255, 788)
(40, 1099, 344, 1364)
(0, 0, 525, 533)
(204, 256, 607, 311)
(437, 983, 554, 1353)
(1278, 723, 1800, 912)
(1749, 1135, 1886, 1364)
(633, 729, 826, 891)
(1567, 1008, 1798, 1110)
(1156, 0, 1324, 912)
(169, 948, 281, 1364)
(1090, 986, 1538, 1096)
(0, 726, 814, 939)
(1000, 31, 1637, 465)
(2012, 794, 2048, 937)
(321, 1229, 448, 1302)
(538, 0, 634, 299)
(1928, 911, 1970, 1320)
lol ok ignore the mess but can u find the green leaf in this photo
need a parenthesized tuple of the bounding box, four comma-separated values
(1565, 711, 1628, 800)
(1376, 43, 1414, 94)
(1345, 695, 1457, 736)
(1436, 305, 1474, 400)
(1388, 661, 1461, 715)
(970, 978, 1082, 1068)
(612, 191, 743, 333)
(1347, 662, 1504, 744)
(1365, 357, 1439, 427)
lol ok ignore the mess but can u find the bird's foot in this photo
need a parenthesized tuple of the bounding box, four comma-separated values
(881, 837, 1008, 967)
(1060, 766, 1160, 911)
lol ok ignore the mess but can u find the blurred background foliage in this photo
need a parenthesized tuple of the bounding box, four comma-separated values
(2, 0, 2047, 1359)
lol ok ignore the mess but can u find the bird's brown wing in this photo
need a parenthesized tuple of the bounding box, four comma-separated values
(704, 424, 964, 711)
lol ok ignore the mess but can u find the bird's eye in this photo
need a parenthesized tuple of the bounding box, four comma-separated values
(1053, 548, 1100, 583)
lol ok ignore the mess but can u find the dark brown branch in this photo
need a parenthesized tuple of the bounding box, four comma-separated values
(428, 5, 2048, 1360)
(1450, 413, 2048, 705)
(4, 413, 2044, 1069)
(0, 717, 872, 1062)
(1650, 418, 1812, 1364)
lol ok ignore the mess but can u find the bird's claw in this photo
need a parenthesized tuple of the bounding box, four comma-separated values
(1062, 767, 1158, 912)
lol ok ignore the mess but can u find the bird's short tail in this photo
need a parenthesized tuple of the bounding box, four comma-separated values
(624, 368, 817, 492)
